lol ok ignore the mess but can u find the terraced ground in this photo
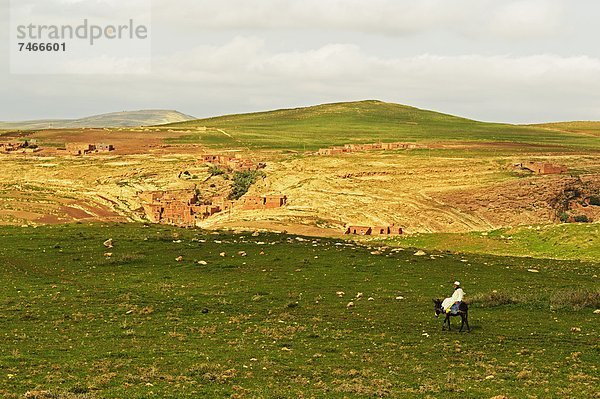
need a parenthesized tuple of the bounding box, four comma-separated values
(0, 224, 598, 398)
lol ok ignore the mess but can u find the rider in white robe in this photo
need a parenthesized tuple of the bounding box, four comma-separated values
(443, 281, 464, 314)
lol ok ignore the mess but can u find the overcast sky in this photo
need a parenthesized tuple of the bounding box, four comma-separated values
(1, 0, 600, 123)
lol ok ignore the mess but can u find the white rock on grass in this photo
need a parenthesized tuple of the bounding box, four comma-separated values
(197, 261, 208, 265)
(593, 309, 600, 315)
(527, 269, 540, 273)
(346, 301, 355, 308)
(414, 250, 426, 256)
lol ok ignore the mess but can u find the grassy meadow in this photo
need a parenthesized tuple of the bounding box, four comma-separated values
(162, 101, 600, 151)
(1, 223, 598, 398)
(373, 223, 600, 262)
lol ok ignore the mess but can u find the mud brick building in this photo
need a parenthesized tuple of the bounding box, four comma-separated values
(345, 224, 403, 236)
(0, 140, 40, 154)
(139, 190, 225, 227)
(97, 143, 115, 152)
(66, 143, 115, 155)
(201, 154, 265, 172)
(66, 143, 96, 155)
(518, 161, 567, 175)
(241, 195, 288, 210)
(345, 226, 372, 235)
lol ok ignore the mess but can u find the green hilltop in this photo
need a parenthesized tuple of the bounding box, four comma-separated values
(162, 100, 600, 151)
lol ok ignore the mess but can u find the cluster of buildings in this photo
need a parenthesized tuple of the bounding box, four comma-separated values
(515, 161, 567, 175)
(0, 140, 41, 154)
(139, 190, 287, 227)
(65, 143, 115, 155)
(201, 154, 266, 172)
(345, 225, 403, 236)
(139, 190, 236, 228)
(317, 142, 424, 156)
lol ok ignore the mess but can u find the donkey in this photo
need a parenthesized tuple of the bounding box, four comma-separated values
(433, 299, 470, 332)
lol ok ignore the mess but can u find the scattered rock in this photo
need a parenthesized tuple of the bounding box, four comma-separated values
(175, 256, 183, 262)
(593, 309, 600, 314)
(220, 252, 226, 257)
(24, 391, 55, 399)
(368, 297, 374, 301)
(346, 301, 355, 308)
(489, 396, 509, 399)
(104, 252, 113, 257)
(414, 250, 426, 256)
(571, 327, 582, 333)
(252, 231, 260, 237)
(395, 296, 405, 300)
(336, 291, 345, 297)
(356, 292, 363, 299)
(103, 238, 113, 248)
(370, 251, 381, 255)
(197, 260, 208, 265)
(527, 269, 539, 273)
(238, 251, 247, 257)
(201, 308, 209, 314)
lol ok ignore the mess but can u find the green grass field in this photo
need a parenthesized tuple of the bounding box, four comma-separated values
(162, 101, 600, 151)
(1, 224, 598, 398)
(372, 223, 600, 262)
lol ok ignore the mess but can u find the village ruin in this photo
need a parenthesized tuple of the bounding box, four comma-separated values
(241, 195, 288, 210)
(66, 143, 115, 155)
(138, 190, 236, 227)
(345, 225, 403, 236)
(515, 161, 567, 175)
(139, 190, 287, 227)
(318, 142, 425, 155)
(0, 140, 41, 154)
(201, 154, 266, 171)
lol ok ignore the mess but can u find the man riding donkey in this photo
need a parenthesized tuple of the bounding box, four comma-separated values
(434, 281, 470, 332)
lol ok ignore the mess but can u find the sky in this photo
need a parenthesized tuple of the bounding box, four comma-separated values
(1, 0, 600, 123)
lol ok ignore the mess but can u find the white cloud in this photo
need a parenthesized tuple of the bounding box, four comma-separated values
(140, 37, 600, 122)
(490, 0, 564, 39)
(153, 0, 566, 39)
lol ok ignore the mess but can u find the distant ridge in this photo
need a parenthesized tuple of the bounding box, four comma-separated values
(0, 110, 196, 130)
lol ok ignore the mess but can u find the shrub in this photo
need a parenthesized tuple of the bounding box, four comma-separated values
(588, 196, 600, 206)
(229, 170, 266, 200)
(208, 165, 226, 177)
(559, 212, 570, 223)
(469, 291, 520, 307)
(573, 215, 589, 223)
(550, 288, 600, 310)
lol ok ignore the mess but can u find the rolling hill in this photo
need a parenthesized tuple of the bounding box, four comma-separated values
(0, 110, 196, 130)
(162, 100, 600, 150)
(531, 121, 600, 137)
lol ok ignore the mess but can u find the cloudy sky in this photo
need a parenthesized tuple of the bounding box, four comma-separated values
(1, 0, 600, 123)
